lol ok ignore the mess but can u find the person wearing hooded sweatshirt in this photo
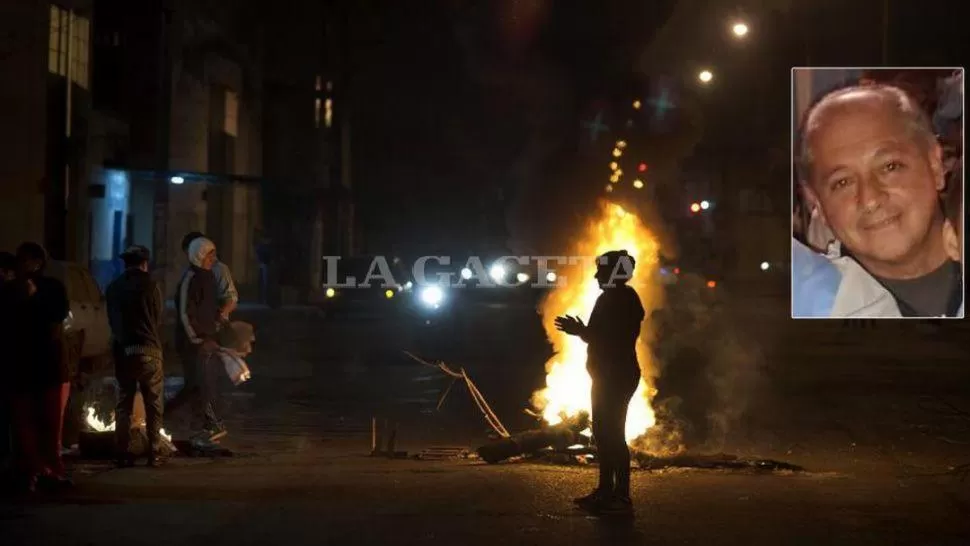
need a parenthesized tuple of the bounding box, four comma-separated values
(555, 250, 645, 516)
(170, 237, 227, 443)
(4, 243, 71, 492)
(180, 231, 238, 321)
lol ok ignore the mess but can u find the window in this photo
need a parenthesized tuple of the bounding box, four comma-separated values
(314, 75, 322, 91)
(314, 98, 321, 128)
(224, 90, 239, 137)
(48, 6, 90, 89)
(71, 14, 89, 89)
(324, 98, 333, 128)
(49, 6, 67, 76)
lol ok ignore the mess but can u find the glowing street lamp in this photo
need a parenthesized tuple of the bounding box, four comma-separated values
(633, 99, 642, 110)
(731, 22, 749, 38)
(698, 70, 713, 84)
(700, 200, 710, 210)
(633, 179, 644, 189)
(690, 202, 701, 213)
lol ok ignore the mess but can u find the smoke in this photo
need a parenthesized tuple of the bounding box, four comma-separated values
(634, 274, 765, 455)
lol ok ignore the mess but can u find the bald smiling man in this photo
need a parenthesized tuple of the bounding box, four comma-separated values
(795, 83, 963, 318)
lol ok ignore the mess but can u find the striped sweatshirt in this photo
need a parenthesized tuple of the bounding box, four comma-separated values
(174, 265, 219, 352)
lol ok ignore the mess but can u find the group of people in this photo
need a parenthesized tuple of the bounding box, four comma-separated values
(792, 82, 964, 318)
(108, 232, 239, 468)
(0, 231, 240, 492)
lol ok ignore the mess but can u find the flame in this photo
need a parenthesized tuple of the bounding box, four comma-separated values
(84, 406, 173, 441)
(531, 201, 663, 443)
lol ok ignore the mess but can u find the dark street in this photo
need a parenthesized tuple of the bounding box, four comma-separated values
(3, 303, 969, 545)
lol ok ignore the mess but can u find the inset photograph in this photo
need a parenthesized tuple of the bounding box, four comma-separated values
(791, 67, 964, 319)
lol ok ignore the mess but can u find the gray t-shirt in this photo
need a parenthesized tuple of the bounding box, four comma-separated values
(212, 261, 238, 306)
(877, 260, 962, 317)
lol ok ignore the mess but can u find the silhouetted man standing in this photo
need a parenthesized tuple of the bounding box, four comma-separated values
(556, 250, 644, 515)
(105, 246, 166, 467)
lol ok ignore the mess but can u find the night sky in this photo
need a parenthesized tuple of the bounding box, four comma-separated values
(344, 0, 966, 257)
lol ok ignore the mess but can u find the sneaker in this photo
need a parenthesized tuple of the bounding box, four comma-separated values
(595, 495, 634, 516)
(191, 425, 227, 445)
(146, 455, 169, 468)
(573, 489, 609, 508)
(206, 423, 228, 442)
(37, 474, 74, 491)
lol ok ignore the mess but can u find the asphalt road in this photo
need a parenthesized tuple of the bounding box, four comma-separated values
(3, 299, 970, 545)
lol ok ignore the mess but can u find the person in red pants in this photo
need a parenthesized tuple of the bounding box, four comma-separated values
(4, 243, 72, 492)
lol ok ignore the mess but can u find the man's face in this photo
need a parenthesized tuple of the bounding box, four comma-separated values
(803, 98, 945, 278)
(202, 250, 217, 270)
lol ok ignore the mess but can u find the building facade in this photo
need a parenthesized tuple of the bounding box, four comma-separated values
(0, 0, 94, 262)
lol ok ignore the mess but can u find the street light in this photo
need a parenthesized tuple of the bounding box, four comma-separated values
(690, 202, 701, 213)
(700, 200, 710, 210)
(633, 179, 644, 189)
(170, 176, 185, 185)
(698, 70, 713, 84)
(731, 22, 749, 38)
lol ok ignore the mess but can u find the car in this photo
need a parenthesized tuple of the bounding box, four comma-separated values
(316, 255, 412, 320)
(45, 260, 113, 376)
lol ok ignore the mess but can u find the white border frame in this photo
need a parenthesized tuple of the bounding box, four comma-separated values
(790, 66, 966, 320)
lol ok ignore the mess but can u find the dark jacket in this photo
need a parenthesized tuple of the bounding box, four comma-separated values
(2, 275, 70, 388)
(584, 285, 645, 382)
(106, 268, 164, 359)
(174, 265, 218, 353)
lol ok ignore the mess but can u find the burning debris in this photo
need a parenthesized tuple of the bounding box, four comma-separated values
(79, 400, 177, 460)
(477, 412, 591, 464)
(633, 452, 804, 473)
(530, 202, 677, 452)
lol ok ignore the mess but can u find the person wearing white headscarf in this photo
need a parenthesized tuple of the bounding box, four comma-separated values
(169, 236, 227, 444)
(180, 232, 238, 320)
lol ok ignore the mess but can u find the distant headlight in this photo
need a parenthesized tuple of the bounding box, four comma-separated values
(385, 289, 394, 299)
(404, 281, 413, 291)
(419, 286, 444, 307)
(489, 264, 507, 283)
(516, 272, 530, 283)
(325, 287, 336, 298)
(545, 271, 557, 283)
(460, 267, 473, 280)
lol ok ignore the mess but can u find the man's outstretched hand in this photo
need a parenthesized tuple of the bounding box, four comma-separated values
(555, 315, 586, 336)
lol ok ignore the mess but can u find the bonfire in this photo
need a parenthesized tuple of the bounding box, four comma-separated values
(531, 201, 664, 444)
